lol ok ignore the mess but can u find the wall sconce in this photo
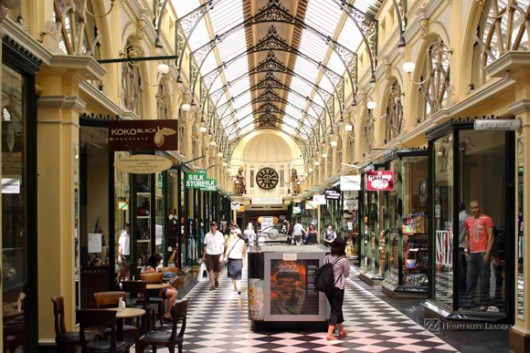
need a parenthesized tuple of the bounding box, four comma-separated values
(181, 91, 191, 112)
(309, 167, 314, 172)
(217, 152, 223, 158)
(315, 161, 320, 166)
(344, 124, 353, 132)
(367, 100, 377, 111)
(210, 140, 217, 147)
(223, 161, 228, 167)
(321, 153, 328, 158)
(199, 124, 208, 134)
(330, 139, 338, 148)
(402, 39, 452, 85)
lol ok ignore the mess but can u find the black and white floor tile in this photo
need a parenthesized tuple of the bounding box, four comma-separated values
(132, 267, 460, 353)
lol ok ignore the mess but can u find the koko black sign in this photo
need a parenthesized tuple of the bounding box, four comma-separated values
(108, 120, 178, 151)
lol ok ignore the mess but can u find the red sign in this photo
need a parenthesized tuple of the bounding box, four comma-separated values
(365, 170, 394, 191)
(108, 120, 178, 151)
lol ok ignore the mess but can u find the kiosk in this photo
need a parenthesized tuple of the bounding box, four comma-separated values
(247, 245, 329, 331)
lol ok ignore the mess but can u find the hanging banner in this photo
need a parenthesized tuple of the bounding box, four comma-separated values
(114, 154, 172, 174)
(108, 120, 178, 151)
(340, 175, 361, 191)
(365, 170, 394, 191)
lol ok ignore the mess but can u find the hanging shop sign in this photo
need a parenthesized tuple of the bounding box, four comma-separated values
(251, 197, 283, 205)
(305, 200, 317, 210)
(231, 202, 240, 210)
(365, 170, 394, 191)
(325, 188, 341, 200)
(185, 170, 217, 191)
(344, 199, 358, 210)
(474, 119, 521, 131)
(340, 175, 361, 191)
(313, 194, 326, 205)
(114, 154, 173, 174)
(108, 120, 178, 151)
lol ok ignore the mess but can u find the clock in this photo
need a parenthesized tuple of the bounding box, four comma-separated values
(256, 167, 279, 190)
(419, 179, 428, 205)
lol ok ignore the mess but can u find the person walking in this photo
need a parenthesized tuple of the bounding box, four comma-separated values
(325, 237, 350, 340)
(244, 223, 256, 247)
(292, 221, 304, 245)
(224, 228, 246, 294)
(202, 221, 225, 291)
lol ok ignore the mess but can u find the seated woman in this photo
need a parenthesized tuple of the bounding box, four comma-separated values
(141, 253, 179, 321)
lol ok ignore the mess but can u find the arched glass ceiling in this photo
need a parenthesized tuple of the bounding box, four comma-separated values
(172, 0, 382, 145)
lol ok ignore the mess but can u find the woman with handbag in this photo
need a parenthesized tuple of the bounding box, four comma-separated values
(224, 228, 246, 294)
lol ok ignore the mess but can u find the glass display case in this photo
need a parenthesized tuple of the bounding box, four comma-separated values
(381, 150, 429, 297)
(422, 118, 515, 323)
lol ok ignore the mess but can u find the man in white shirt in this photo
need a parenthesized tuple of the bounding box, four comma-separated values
(292, 221, 304, 245)
(202, 221, 225, 290)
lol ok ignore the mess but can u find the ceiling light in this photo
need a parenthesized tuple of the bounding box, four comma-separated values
(345, 124, 353, 132)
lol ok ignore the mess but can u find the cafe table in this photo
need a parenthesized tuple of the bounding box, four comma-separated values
(146, 283, 170, 290)
(106, 307, 145, 340)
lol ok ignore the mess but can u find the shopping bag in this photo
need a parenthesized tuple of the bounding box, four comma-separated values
(198, 262, 208, 282)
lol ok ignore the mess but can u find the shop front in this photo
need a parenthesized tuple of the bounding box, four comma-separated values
(379, 149, 429, 297)
(422, 118, 515, 323)
(358, 163, 385, 284)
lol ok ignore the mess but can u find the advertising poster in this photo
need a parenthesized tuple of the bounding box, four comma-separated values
(248, 278, 265, 321)
(269, 259, 319, 315)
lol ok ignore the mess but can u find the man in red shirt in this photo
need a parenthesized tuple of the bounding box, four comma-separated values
(463, 200, 494, 310)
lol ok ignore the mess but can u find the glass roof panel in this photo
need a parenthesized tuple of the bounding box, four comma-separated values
(187, 20, 211, 51)
(283, 116, 299, 127)
(337, 15, 365, 53)
(305, 0, 343, 37)
(282, 124, 296, 135)
(171, 0, 200, 20)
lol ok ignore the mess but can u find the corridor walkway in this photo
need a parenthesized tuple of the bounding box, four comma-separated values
(131, 264, 471, 353)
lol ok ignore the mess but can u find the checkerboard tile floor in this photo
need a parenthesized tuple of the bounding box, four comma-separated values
(131, 267, 459, 353)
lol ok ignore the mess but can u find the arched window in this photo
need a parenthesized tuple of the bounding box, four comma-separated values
(385, 80, 403, 143)
(473, 0, 530, 86)
(54, 0, 101, 57)
(418, 39, 451, 121)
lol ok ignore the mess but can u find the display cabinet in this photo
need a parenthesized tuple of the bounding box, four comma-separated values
(379, 150, 429, 297)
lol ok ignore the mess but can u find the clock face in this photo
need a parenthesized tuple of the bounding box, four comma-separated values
(256, 167, 279, 190)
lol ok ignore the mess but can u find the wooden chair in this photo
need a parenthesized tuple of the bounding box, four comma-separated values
(136, 299, 189, 353)
(121, 280, 156, 331)
(93, 291, 140, 343)
(51, 296, 97, 353)
(76, 309, 129, 353)
(139, 272, 166, 325)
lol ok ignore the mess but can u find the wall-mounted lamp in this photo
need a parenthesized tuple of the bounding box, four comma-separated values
(330, 139, 338, 148)
(210, 140, 217, 147)
(180, 90, 191, 112)
(199, 125, 208, 134)
(315, 161, 320, 166)
(223, 161, 228, 167)
(367, 100, 377, 111)
(321, 153, 328, 158)
(344, 124, 353, 132)
(309, 167, 314, 172)
(217, 152, 223, 158)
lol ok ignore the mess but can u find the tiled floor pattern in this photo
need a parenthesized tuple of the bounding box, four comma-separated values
(131, 267, 460, 352)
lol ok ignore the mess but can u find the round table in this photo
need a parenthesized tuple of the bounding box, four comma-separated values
(146, 283, 170, 290)
(107, 308, 145, 340)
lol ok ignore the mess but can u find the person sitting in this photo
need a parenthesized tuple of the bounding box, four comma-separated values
(141, 253, 179, 321)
